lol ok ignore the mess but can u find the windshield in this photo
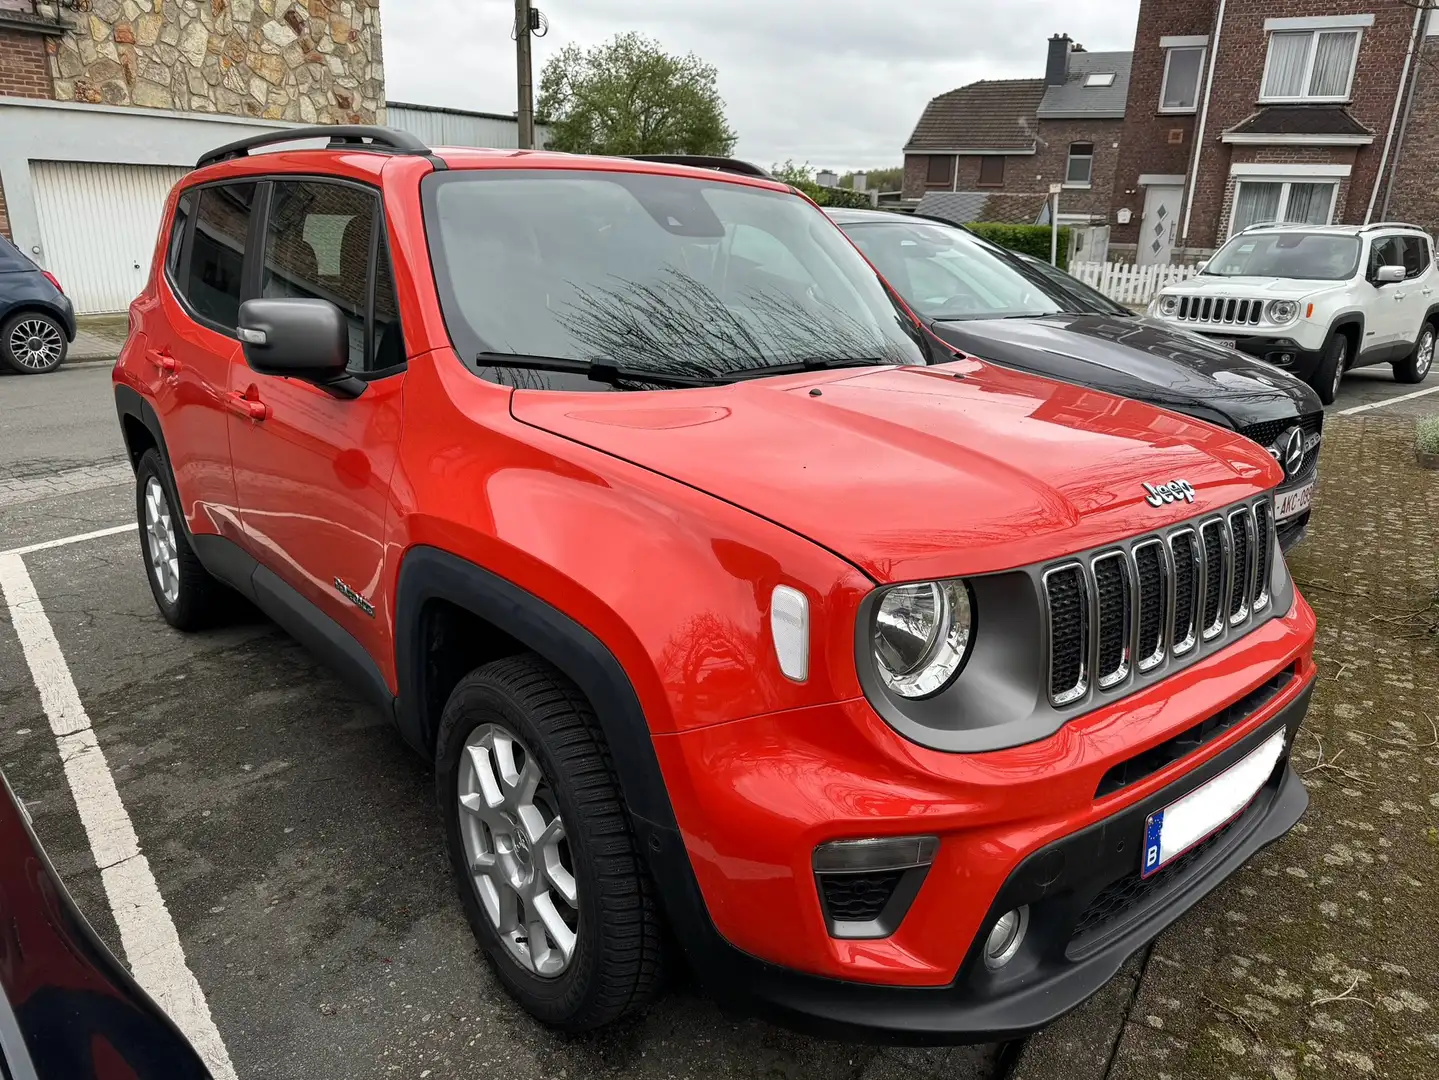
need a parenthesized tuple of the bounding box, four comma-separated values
(423, 169, 926, 389)
(839, 218, 1087, 320)
(1204, 232, 1361, 280)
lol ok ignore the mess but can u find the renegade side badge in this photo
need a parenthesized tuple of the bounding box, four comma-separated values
(334, 578, 375, 617)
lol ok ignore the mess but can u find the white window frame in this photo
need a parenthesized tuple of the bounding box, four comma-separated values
(1259, 27, 1363, 104)
(1084, 72, 1116, 87)
(1064, 143, 1094, 189)
(1159, 45, 1207, 114)
(1227, 178, 1340, 238)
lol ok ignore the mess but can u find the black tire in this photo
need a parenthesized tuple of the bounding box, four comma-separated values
(134, 449, 228, 630)
(436, 655, 663, 1032)
(1309, 330, 1349, 406)
(1393, 321, 1436, 385)
(0, 310, 68, 374)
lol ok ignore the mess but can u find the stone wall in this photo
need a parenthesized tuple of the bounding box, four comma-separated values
(47, 0, 383, 123)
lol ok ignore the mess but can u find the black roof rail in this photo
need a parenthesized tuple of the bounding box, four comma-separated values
(623, 154, 772, 179)
(197, 125, 434, 170)
(1360, 221, 1428, 233)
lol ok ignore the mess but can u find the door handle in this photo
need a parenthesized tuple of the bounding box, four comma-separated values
(1424, 288, 1435, 297)
(145, 348, 177, 373)
(1394, 292, 1407, 300)
(225, 391, 269, 422)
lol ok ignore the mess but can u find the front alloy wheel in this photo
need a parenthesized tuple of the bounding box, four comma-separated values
(458, 723, 579, 977)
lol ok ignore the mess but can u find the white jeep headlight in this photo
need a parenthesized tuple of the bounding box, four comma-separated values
(1267, 299, 1300, 324)
(1158, 295, 1180, 317)
(872, 579, 974, 698)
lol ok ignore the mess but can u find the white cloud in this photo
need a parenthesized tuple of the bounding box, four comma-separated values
(380, 0, 1140, 170)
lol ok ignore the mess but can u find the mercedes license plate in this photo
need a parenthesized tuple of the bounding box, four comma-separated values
(1275, 481, 1314, 521)
(1142, 729, 1285, 878)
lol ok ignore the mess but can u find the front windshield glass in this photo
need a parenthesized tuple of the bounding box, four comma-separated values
(1205, 232, 1360, 280)
(423, 170, 926, 387)
(840, 218, 1074, 321)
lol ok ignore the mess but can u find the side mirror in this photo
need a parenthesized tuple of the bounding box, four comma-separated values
(1196, 260, 1209, 274)
(1374, 264, 1406, 286)
(238, 298, 362, 396)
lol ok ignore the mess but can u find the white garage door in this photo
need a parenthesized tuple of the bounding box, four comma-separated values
(31, 161, 190, 315)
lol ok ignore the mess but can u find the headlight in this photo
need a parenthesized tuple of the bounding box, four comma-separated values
(1267, 299, 1299, 324)
(872, 579, 973, 698)
(1158, 295, 1179, 317)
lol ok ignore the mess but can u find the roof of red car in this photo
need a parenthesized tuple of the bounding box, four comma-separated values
(429, 146, 791, 192)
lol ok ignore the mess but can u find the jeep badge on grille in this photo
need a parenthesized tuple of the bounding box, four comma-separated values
(1142, 479, 1196, 507)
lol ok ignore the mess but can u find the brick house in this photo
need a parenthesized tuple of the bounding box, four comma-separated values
(1111, 0, 1439, 263)
(902, 35, 1132, 232)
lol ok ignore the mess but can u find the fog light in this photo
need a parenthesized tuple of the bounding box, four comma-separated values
(1279, 352, 1294, 365)
(983, 906, 1029, 969)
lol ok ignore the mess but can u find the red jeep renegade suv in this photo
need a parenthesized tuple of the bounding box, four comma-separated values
(113, 127, 1317, 1042)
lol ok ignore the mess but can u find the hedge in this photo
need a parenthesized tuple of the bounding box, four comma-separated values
(966, 223, 1071, 271)
(791, 180, 874, 210)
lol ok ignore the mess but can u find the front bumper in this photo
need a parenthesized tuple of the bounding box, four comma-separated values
(1203, 334, 1325, 383)
(645, 598, 1316, 1042)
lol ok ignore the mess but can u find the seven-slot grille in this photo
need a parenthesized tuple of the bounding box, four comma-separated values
(1043, 500, 1275, 707)
(1174, 296, 1264, 325)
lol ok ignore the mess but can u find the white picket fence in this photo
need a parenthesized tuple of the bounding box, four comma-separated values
(1070, 261, 1201, 305)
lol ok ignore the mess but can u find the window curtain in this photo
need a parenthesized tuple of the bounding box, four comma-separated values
(1309, 31, 1357, 97)
(1263, 32, 1310, 97)
(1163, 48, 1204, 109)
(1283, 183, 1334, 225)
(1232, 183, 1282, 233)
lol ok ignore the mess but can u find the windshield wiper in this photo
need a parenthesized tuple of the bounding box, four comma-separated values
(476, 352, 727, 389)
(725, 356, 893, 378)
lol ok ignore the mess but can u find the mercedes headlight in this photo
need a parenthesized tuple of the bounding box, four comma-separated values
(872, 579, 974, 698)
(1158, 295, 1180, 317)
(1267, 299, 1299, 324)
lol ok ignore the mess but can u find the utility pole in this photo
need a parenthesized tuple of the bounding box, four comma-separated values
(515, 0, 535, 150)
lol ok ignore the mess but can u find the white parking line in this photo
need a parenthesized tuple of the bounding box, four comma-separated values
(1338, 382, 1439, 415)
(0, 538, 237, 1080)
(1, 522, 138, 559)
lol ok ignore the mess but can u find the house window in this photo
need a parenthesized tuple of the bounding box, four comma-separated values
(1261, 29, 1360, 101)
(926, 155, 954, 185)
(1065, 143, 1094, 187)
(1084, 72, 1116, 87)
(1160, 47, 1205, 112)
(978, 156, 1004, 187)
(1230, 180, 1337, 235)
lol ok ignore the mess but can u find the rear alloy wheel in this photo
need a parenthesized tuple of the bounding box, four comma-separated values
(1, 312, 67, 374)
(1394, 322, 1435, 384)
(1310, 331, 1349, 406)
(437, 655, 663, 1031)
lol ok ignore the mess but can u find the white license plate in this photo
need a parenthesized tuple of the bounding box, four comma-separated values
(1141, 729, 1286, 878)
(1274, 481, 1314, 521)
(1210, 337, 1237, 349)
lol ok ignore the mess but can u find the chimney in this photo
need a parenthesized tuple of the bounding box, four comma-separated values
(1046, 34, 1072, 87)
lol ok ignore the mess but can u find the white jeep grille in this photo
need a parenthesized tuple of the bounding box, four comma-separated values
(1173, 296, 1264, 327)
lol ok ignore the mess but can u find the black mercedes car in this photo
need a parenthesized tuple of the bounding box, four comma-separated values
(0, 770, 211, 1079)
(828, 207, 1324, 550)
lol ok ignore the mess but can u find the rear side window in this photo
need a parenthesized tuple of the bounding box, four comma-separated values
(261, 179, 401, 374)
(185, 183, 257, 331)
(1401, 235, 1431, 278)
(166, 191, 193, 279)
(0, 234, 35, 272)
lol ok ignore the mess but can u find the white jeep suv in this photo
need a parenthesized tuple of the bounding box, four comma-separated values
(1148, 223, 1437, 405)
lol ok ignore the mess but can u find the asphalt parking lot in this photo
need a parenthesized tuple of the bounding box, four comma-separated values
(2, 359, 1437, 1080)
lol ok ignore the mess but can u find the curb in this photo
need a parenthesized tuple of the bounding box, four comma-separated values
(60, 358, 118, 369)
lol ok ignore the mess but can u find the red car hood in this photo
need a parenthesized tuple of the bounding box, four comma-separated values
(511, 359, 1282, 584)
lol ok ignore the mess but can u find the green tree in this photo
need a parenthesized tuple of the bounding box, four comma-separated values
(537, 32, 736, 156)
(839, 166, 903, 191)
(769, 160, 814, 185)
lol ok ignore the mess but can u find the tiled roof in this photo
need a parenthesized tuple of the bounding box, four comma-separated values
(1224, 105, 1373, 138)
(905, 79, 1046, 152)
(1037, 50, 1133, 119)
(916, 191, 1051, 226)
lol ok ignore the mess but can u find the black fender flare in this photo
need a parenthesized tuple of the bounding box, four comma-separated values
(392, 545, 731, 968)
(113, 383, 171, 469)
(1324, 311, 1366, 352)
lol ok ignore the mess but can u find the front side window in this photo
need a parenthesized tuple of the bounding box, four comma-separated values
(1230, 180, 1335, 234)
(1368, 236, 1405, 277)
(978, 156, 1004, 187)
(186, 182, 257, 331)
(422, 169, 926, 389)
(262, 180, 401, 374)
(1206, 232, 1360, 281)
(1160, 47, 1205, 112)
(1066, 144, 1094, 186)
(926, 155, 953, 185)
(1262, 29, 1360, 101)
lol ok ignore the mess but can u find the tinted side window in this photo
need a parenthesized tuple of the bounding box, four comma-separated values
(1369, 236, 1404, 274)
(0, 234, 34, 273)
(186, 183, 257, 330)
(167, 191, 193, 279)
(1401, 236, 1429, 278)
(262, 180, 398, 373)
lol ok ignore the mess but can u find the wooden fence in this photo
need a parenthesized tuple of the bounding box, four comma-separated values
(1070, 261, 1201, 305)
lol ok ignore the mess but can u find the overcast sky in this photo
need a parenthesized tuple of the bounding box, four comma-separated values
(382, 0, 1140, 172)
